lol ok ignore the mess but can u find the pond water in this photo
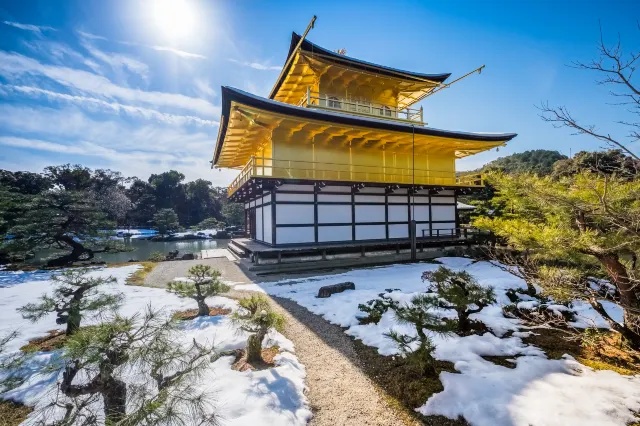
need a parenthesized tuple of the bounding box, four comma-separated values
(28, 231, 230, 265)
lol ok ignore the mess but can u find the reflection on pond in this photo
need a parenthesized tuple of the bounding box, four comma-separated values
(29, 237, 230, 265)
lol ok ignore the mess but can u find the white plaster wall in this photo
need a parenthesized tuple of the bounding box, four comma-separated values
(356, 224, 386, 240)
(416, 222, 431, 238)
(255, 207, 263, 241)
(388, 205, 408, 222)
(432, 205, 456, 222)
(318, 225, 352, 242)
(277, 227, 315, 244)
(411, 205, 430, 221)
(263, 206, 272, 244)
(412, 196, 430, 204)
(318, 204, 351, 223)
(388, 196, 407, 204)
(355, 195, 385, 203)
(276, 204, 315, 225)
(439, 190, 455, 196)
(389, 224, 408, 238)
(433, 197, 455, 204)
(355, 205, 385, 223)
(278, 184, 313, 192)
(321, 186, 351, 193)
(359, 187, 385, 194)
(263, 193, 272, 203)
(318, 194, 351, 202)
(277, 193, 314, 202)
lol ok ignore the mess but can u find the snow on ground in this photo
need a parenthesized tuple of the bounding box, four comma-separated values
(260, 257, 640, 426)
(0, 266, 311, 426)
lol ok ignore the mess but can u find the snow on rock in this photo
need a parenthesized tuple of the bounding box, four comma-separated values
(261, 257, 639, 426)
(0, 266, 310, 426)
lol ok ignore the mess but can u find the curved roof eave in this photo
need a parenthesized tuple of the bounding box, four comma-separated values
(213, 86, 517, 165)
(269, 32, 452, 100)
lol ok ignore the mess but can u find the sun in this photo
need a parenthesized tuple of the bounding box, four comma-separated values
(151, 0, 198, 40)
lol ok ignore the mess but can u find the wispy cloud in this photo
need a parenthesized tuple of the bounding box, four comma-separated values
(76, 30, 206, 60)
(1, 85, 218, 127)
(3, 21, 56, 35)
(194, 79, 215, 98)
(76, 30, 108, 41)
(78, 36, 150, 80)
(0, 105, 230, 181)
(150, 45, 206, 59)
(227, 58, 280, 71)
(0, 51, 219, 117)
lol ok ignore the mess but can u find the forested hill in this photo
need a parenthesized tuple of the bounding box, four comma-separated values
(480, 150, 568, 176)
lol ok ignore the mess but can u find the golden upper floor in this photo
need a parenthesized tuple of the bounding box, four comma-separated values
(269, 33, 450, 125)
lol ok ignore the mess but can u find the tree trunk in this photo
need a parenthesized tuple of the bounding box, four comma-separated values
(47, 236, 93, 267)
(66, 302, 81, 335)
(597, 254, 640, 348)
(103, 378, 127, 425)
(246, 330, 266, 363)
(197, 299, 209, 317)
(457, 309, 471, 333)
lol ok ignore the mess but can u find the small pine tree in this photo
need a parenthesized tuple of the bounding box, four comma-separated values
(232, 295, 285, 363)
(167, 265, 230, 316)
(18, 269, 122, 335)
(421, 266, 496, 333)
(153, 208, 179, 236)
(45, 308, 218, 425)
(385, 294, 456, 376)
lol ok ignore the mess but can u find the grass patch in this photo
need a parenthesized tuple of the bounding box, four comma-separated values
(0, 400, 33, 426)
(171, 307, 232, 321)
(122, 261, 158, 286)
(524, 328, 640, 375)
(351, 337, 468, 426)
(20, 329, 67, 353)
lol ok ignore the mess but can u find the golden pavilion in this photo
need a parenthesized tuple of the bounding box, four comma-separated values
(212, 25, 516, 247)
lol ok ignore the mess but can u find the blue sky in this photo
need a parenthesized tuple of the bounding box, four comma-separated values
(0, 0, 638, 185)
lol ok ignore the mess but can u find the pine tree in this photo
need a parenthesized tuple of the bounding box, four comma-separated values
(421, 266, 496, 333)
(232, 295, 285, 363)
(474, 171, 640, 348)
(153, 208, 179, 236)
(42, 308, 218, 426)
(167, 265, 230, 316)
(385, 294, 456, 376)
(18, 269, 122, 335)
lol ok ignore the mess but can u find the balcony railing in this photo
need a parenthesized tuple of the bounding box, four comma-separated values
(298, 89, 424, 125)
(228, 157, 483, 196)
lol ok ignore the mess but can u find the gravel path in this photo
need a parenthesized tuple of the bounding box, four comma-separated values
(144, 257, 415, 426)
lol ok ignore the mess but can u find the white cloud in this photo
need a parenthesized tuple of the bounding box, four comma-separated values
(1, 85, 218, 127)
(0, 51, 220, 117)
(76, 30, 206, 60)
(227, 58, 280, 71)
(3, 21, 56, 35)
(194, 78, 215, 98)
(0, 105, 231, 182)
(76, 30, 108, 41)
(79, 38, 150, 80)
(150, 45, 206, 59)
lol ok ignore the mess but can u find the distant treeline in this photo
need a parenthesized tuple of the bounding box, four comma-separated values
(0, 165, 240, 233)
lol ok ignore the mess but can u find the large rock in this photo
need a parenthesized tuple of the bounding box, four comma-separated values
(317, 282, 355, 298)
(181, 253, 195, 260)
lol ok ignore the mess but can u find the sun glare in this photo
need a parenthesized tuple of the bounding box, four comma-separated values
(151, 0, 198, 40)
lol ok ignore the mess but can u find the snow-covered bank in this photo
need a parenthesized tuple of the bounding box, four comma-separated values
(261, 257, 640, 426)
(0, 266, 311, 426)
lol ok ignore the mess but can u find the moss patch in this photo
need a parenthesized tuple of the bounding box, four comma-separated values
(171, 307, 232, 321)
(0, 400, 33, 426)
(351, 338, 468, 426)
(20, 329, 67, 353)
(123, 262, 157, 286)
(481, 355, 517, 369)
